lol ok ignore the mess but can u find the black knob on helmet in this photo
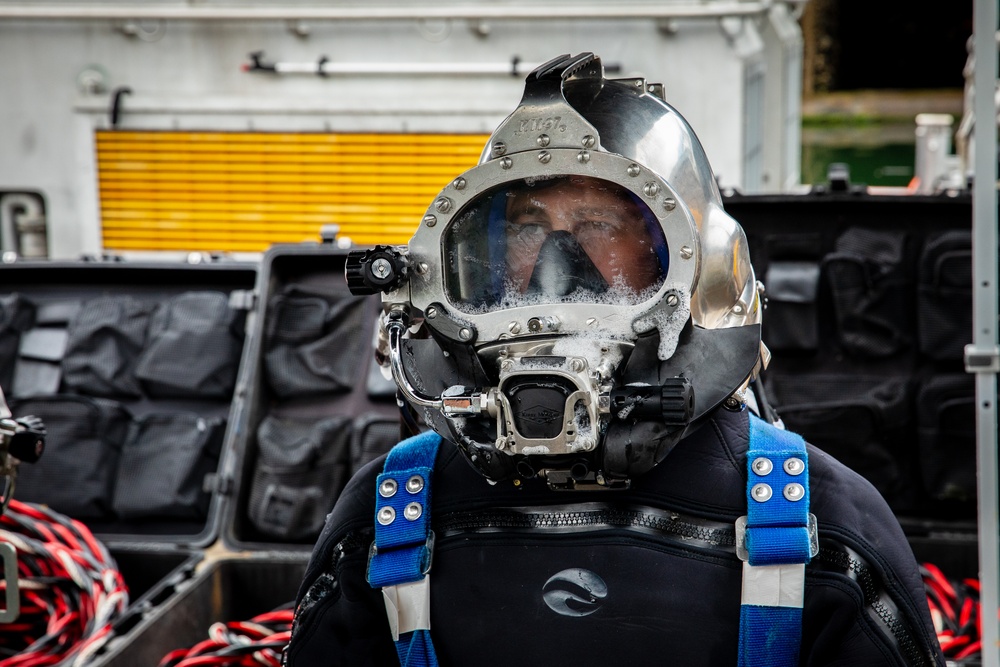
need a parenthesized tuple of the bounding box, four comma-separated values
(346, 246, 409, 295)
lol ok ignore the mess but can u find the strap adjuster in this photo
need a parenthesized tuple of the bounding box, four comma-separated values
(382, 575, 432, 641)
(735, 513, 819, 563)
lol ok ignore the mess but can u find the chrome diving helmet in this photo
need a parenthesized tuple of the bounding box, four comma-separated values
(346, 53, 764, 490)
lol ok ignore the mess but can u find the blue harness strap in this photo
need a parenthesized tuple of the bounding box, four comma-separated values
(367, 430, 443, 667)
(737, 413, 817, 667)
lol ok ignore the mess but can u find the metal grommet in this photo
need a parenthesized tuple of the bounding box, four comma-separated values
(751, 457, 773, 476)
(377, 506, 396, 525)
(784, 457, 805, 476)
(379, 479, 398, 498)
(750, 483, 772, 502)
(406, 475, 425, 494)
(784, 483, 805, 502)
(404, 502, 423, 521)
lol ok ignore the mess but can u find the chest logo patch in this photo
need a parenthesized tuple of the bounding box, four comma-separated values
(542, 568, 607, 617)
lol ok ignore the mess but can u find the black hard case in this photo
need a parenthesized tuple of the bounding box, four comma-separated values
(87, 243, 398, 666)
(726, 189, 978, 578)
(0, 258, 259, 658)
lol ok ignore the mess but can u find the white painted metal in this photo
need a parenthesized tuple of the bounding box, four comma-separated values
(971, 1, 999, 665)
(0, 1, 803, 258)
(0, 3, 806, 21)
(914, 113, 956, 193)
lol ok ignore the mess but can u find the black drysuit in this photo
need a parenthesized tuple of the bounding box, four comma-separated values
(284, 406, 944, 666)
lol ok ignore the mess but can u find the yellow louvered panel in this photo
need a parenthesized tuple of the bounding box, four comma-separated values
(95, 131, 489, 252)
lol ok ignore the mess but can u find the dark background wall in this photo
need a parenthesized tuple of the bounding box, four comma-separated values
(802, 0, 973, 93)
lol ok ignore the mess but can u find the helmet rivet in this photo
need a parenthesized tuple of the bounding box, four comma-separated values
(379, 478, 398, 497)
(538, 151, 551, 164)
(435, 197, 452, 213)
(425, 306, 438, 319)
(784, 483, 805, 502)
(751, 483, 772, 502)
(495, 438, 507, 451)
(663, 197, 676, 211)
(581, 134, 596, 148)
(680, 245, 693, 259)
(500, 157, 513, 170)
(377, 507, 396, 525)
(643, 182, 660, 197)
(404, 502, 423, 520)
(415, 262, 429, 275)
(423, 214, 437, 227)
(724, 396, 742, 411)
(452, 177, 467, 190)
(537, 134, 551, 147)
(784, 457, 805, 476)
(666, 293, 679, 307)
(751, 457, 773, 476)
(627, 164, 641, 177)
(733, 304, 743, 314)
(508, 321, 521, 334)
(570, 358, 585, 372)
(576, 150, 591, 164)
(527, 317, 542, 332)
(492, 141, 507, 156)
(500, 359, 514, 372)
(406, 475, 425, 494)
(459, 327, 473, 340)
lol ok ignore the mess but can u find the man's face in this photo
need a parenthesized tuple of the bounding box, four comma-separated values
(504, 176, 662, 294)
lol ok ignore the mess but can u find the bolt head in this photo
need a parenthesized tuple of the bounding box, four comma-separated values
(538, 151, 551, 164)
(582, 134, 596, 148)
(379, 478, 398, 497)
(500, 157, 513, 170)
(643, 182, 660, 197)
(751, 457, 773, 475)
(458, 327, 473, 340)
(404, 502, 423, 520)
(406, 475, 425, 493)
(452, 177, 467, 190)
(784, 457, 805, 476)
(425, 306, 438, 319)
(663, 197, 676, 211)
(537, 134, 551, 147)
(492, 141, 507, 156)
(435, 197, 452, 213)
(783, 483, 805, 502)
(423, 214, 437, 227)
(371, 258, 391, 279)
(680, 245, 693, 259)
(627, 164, 641, 177)
(576, 150, 591, 164)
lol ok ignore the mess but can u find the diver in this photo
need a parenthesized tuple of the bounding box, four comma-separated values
(284, 53, 943, 666)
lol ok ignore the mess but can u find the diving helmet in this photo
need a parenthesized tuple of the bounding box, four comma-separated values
(346, 53, 763, 490)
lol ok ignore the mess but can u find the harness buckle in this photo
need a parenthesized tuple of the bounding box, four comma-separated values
(735, 513, 819, 562)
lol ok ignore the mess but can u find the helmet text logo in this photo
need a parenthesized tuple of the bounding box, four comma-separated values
(519, 405, 562, 426)
(542, 568, 607, 617)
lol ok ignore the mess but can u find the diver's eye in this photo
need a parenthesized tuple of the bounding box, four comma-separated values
(506, 220, 549, 247)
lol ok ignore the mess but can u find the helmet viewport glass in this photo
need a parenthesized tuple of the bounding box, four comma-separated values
(443, 175, 669, 313)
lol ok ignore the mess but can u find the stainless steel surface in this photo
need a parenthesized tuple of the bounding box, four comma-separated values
(972, 1, 999, 664)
